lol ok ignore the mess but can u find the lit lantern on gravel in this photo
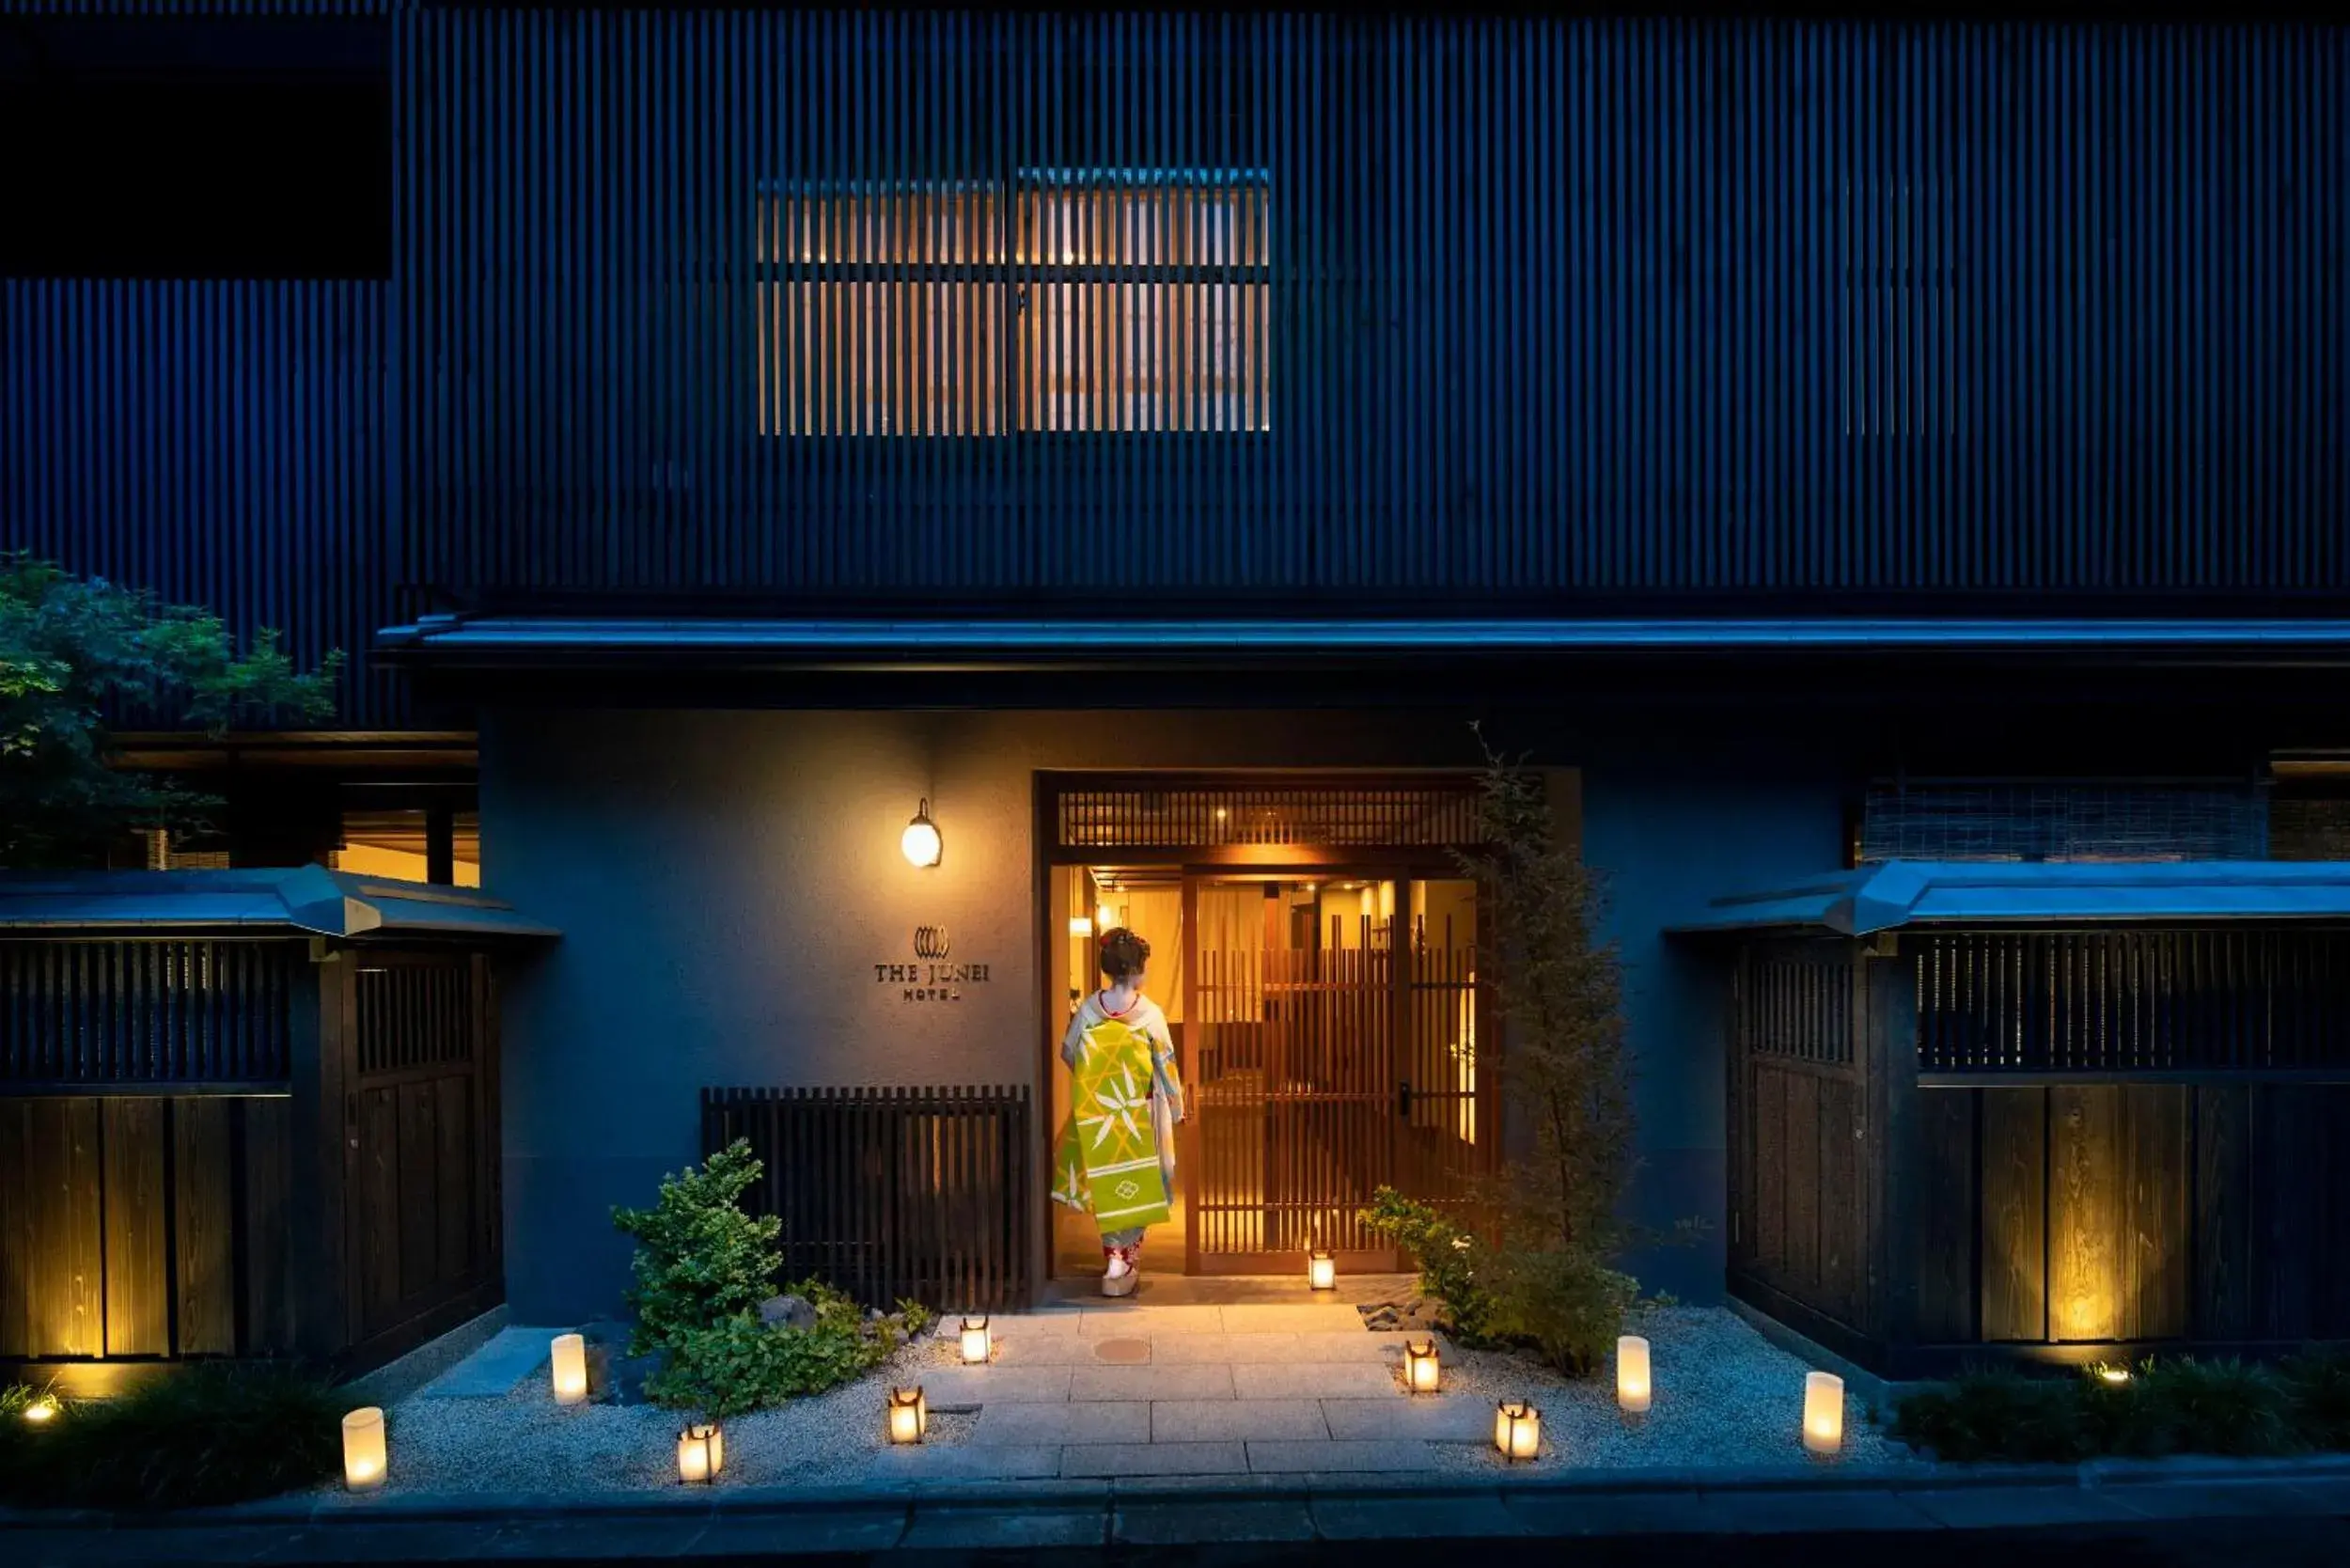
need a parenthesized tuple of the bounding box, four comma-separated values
(1308, 1247, 1337, 1292)
(960, 1315, 992, 1365)
(1617, 1335, 1653, 1415)
(887, 1386, 929, 1445)
(550, 1333, 588, 1405)
(1403, 1339, 1441, 1394)
(1494, 1399, 1541, 1461)
(1803, 1372, 1845, 1455)
(677, 1422, 724, 1482)
(341, 1407, 387, 1492)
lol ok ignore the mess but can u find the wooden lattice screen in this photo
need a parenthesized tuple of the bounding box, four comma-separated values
(704, 1085, 1032, 1311)
(1054, 782, 1483, 851)
(0, 940, 299, 1086)
(1914, 929, 2350, 1074)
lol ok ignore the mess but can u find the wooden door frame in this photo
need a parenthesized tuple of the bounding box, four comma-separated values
(1033, 770, 1494, 1282)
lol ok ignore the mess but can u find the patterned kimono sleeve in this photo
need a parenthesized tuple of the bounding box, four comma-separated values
(1147, 1017, 1184, 1121)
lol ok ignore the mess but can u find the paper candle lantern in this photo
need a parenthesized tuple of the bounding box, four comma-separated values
(1617, 1335, 1653, 1415)
(1803, 1371, 1845, 1455)
(550, 1333, 588, 1405)
(960, 1315, 992, 1365)
(677, 1423, 723, 1483)
(1403, 1339, 1441, 1394)
(887, 1386, 929, 1445)
(1494, 1399, 1542, 1460)
(341, 1407, 387, 1492)
(1308, 1247, 1337, 1291)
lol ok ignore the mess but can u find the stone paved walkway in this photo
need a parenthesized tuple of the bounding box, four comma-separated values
(870, 1303, 1482, 1482)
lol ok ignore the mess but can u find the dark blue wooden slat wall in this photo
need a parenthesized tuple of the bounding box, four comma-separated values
(1, 278, 400, 723)
(6, 7, 2349, 736)
(400, 11, 2349, 602)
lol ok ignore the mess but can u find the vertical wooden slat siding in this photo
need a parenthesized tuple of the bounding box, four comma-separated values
(703, 1085, 1030, 1311)
(0, 933, 495, 1368)
(0, 942, 299, 1087)
(8, 12, 2348, 690)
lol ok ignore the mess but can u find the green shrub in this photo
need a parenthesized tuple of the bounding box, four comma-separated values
(1482, 1247, 1641, 1377)
(1890, 1367, 2087, 1464)
(2280, 1346, 2350, 1450)
(0, 1364, 341, 1510)
(612, 1141, 931, 1417)
(2138, 1358, 2293, 1457)
(612, 1138, 785, 1359)
(1894, 1356, 2324, 1463)
(642, 1278, 931, 1418)
(1361, 1186, 1500, 1342)
(1360, 1187, 1636, 1376)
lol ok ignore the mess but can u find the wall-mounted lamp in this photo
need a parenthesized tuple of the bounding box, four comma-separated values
(1069, 917, 1095, 938)
(901, 799, 943, 868)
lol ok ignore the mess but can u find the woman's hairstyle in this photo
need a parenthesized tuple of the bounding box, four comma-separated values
(1097, 927, 1151, 982)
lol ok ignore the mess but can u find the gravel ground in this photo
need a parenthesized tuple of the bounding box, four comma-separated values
(1417, 1306, 1916, 1473)
(349, 1309, 1909, 1493)
(347, 1328, 970, 1495)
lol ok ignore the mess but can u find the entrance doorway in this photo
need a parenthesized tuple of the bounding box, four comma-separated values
(1043, 777, 1494, 1282)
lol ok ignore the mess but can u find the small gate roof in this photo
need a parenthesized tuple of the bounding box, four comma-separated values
(0, 866, 559, 942)
(1669, 859, 2350, 938)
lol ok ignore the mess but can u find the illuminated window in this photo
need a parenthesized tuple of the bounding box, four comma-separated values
(758, 171, 1269, 435)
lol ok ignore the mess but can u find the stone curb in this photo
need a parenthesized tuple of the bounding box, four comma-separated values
(9, 1452, 2350, 1532)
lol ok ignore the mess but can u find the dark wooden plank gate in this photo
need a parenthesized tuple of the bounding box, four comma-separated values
(703, 1086, 1031, 1311)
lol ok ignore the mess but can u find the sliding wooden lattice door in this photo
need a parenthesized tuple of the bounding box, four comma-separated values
(1183, 876, 1487, 1274)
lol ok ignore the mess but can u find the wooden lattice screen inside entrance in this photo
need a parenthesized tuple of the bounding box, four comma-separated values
(1055, 783, 1483, 851)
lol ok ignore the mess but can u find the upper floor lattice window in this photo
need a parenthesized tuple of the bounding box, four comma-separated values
(757, 170, 1269, 436)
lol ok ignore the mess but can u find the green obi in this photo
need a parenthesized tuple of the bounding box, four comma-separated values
(1051, 1016, 1172, 1233)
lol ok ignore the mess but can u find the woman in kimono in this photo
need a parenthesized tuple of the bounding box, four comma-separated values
(1058, 927, 1185, 1296)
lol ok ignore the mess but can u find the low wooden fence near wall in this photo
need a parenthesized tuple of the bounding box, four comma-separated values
(703, 1086, 1031, 1311)
(0, 937, 502, 1381)
(1726, 926, 2350, 1376)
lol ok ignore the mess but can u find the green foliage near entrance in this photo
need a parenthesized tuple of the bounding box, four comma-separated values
(0, 553, 340, 866)
(1360, 729, 1653, 1376)
(612, 1139, 932, 1417)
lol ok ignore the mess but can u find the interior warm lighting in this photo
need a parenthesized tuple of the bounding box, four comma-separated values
(342, 1407, 387, 1492)
(1494, 1399, 1541, 1460)
(901, 799, 943, 868)
(676, 1423, 724, 1482)
(1617, 1335, 1652, 1414)
(550, 1333, 588, 1405)
(1069, 916, 1094, 938)
(1096, 902, 1119, 932)
(22, 1395, 58, 1425)
(1803, 1372, 1844, 1455)
(1308, 1247, 1337, 1292)
(887, 1386, 929, 1445)
(1403, 1339, 1441, 1394)
(960, 1316, 992, 1365)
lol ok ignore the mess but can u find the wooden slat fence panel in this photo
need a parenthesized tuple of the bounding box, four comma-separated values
(0, 1094, 294, 1362)
(0, 942, 298, 1087)
(1915, 930, 2350, 1074)
(702, 1085, 1031, 1312)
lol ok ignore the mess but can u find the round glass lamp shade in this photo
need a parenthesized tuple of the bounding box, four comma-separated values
(901, 800, 943, 868)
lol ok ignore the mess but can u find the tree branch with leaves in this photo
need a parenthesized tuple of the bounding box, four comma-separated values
(0, 554, 341, 867)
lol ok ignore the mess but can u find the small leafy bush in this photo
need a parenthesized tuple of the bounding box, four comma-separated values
(0, 1364, 341, 1510)
(612, 1140, 932, 1417)
(1360, 1186, 1636, 1376)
